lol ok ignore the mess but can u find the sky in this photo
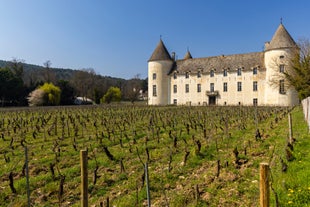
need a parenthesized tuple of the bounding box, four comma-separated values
(0, 1, 309, 79)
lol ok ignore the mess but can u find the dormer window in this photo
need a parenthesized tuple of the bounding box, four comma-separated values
(237, 68, 242, 76)
(210, 70, 214, 77)
(173, 72, 177, 79)
(223, 69, 227, 77)
(253, 67, 257, 75)
(185, 72, 189, 79)
(197, 71, 201, 78)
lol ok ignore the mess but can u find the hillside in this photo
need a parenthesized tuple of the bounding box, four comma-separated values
(0, 59, 124, 81)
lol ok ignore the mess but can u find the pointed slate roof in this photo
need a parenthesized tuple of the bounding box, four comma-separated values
(265, 23, 297, 51)
(148, 39, 172, 62)
(183, 50, 193, 59)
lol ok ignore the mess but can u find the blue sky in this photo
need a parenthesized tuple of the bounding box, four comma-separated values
(0, 1, 309, 79)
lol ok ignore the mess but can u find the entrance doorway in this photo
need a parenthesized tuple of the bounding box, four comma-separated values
(209, 96, 216, 105)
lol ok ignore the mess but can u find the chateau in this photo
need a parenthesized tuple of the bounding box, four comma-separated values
(147, 23, 299, 106)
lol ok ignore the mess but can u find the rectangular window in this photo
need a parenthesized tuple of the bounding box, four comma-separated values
(173, 99, 177, 105)
(279, 80, 285, 94)
(185, 84, 189, 93)
(237, 82, 242, 91)
(223, 82, 227, 92)
(279, 64, 285, 73)
(210, 70, 214, 77)
(185, 72, 189, 79)
(173, 72, 177, 79)
(197, 84, 201, 92)
(253, 67, 257, 75)
(152, 85, 157, 97)
(210, 83, 214, 92)
(173, 85, 177, 93)
(152, 73, 156, 80)
(253, 98, 258, 106)
(197, 71, 201, 78)
(253, 81, 258, 91)
(237, 68, 242, 76)
(223, 69, 227, 77)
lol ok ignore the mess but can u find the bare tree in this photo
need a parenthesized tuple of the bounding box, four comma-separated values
(42, 60, 56, 83)
(268, 38, 310, 100)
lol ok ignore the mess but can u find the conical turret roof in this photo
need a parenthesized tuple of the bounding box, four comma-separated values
(183, 50, 193, 59)
(265, 23, 297, 51)
(148, 39, 172, 62)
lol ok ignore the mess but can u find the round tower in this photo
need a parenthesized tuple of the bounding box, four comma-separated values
(264, 23, 299, 106)
(148, 39, 173, 105)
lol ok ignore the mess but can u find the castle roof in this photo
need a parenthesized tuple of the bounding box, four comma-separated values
(148, 39, 172, 62)
(265, 23, 297, 51)
(172, 52, 264, 74)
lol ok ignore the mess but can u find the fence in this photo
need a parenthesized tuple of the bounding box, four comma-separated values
(301, 97, 310, 131)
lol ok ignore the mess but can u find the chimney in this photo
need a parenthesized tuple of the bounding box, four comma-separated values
(171, 52, 176, 61)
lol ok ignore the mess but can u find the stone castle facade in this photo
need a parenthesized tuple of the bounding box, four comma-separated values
(148, 23, 299, 106)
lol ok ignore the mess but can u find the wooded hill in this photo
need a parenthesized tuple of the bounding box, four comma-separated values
(0, 60, 147, 106)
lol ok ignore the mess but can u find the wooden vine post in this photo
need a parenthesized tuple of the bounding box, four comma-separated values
(25, 146, 31, 207)
(260, 162, 270, 207)
(145, 162, 151, 207)
(288, 113, 293, 144)
(81, 150, 88, 207)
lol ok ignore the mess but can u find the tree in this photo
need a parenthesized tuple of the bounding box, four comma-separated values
(27, 88, 45, 106)
(285, 38, 310, 100)
(42, 60, 56, 84)
(57, 80, 75, 105)
(100, 87, 121, 104)
(71, 68, 96, 99)
(0, 67, 24, 106)
(28, 82, 61, 106)
(40, 82, 61, 105)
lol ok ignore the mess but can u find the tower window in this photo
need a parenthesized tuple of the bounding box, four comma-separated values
(197, 84, 201, 92)
(253, 98, 258, 106)
(237, 68, 242, 76)
(253, 81, 258, 91)
(223, 82, 227, 92)
(210, 70, 214, 77)
(152, 85, 157, 97)
(237, 82, 242, 91)
(223, 69, 227, 77)
(173, 85, 177, 93)
(152, 73, 156, 80)
(279, 80, 285, 94)
(185, 72, 189, 79)
(279, 64, 285, 73)
(253, 67, 257, 75)
(173, 99, 177, 105)
(185, 84, 189, 93)
(173, 72, 177, 79)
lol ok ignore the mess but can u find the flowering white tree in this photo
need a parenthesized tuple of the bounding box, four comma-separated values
(27, 89, 45, 106)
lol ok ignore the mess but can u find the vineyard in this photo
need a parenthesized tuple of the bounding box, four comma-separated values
(0, 105, 309, 206)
